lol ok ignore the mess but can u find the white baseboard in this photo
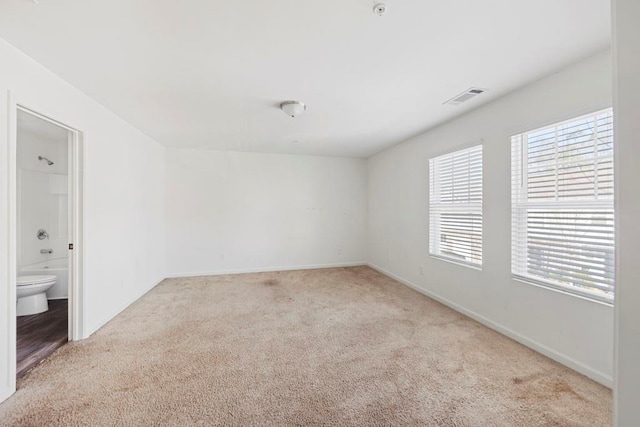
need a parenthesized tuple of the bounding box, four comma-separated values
(166, 262, 367, 279)
(85, 276, 165, 339)
(0, 385, 14, 405)
(367, 263, 613, 388)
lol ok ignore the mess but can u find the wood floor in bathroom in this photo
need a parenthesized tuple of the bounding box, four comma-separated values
(16, 299, 68, 378)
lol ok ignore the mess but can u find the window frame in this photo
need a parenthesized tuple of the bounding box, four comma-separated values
(428, 143, 483, 269)
(510, 108, 615, 304)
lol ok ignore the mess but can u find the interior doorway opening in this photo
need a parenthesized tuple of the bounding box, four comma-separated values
(13, 106, 83, 379)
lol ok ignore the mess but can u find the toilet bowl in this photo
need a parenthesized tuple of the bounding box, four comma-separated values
(17, 275, 57, 316)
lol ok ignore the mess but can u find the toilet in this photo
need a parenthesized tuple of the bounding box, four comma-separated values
(16, 275, 57, 316)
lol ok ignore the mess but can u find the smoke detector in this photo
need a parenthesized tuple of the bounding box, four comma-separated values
(373, 3, 388, 16)
(280, 101, 306, 118)
(443, 87, 487, 106)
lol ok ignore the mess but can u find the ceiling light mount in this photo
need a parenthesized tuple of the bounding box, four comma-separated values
(280, 101, 306, 118)
(373, 3, 388, 16)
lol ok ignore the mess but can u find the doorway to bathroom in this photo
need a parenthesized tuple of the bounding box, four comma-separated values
(13, 106, 83, 379)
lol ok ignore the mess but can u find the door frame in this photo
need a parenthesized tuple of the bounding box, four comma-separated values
(5, 96, 85, 390)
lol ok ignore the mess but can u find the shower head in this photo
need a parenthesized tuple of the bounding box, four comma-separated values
(38, 156, 54, 166)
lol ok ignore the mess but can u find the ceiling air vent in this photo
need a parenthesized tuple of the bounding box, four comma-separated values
(444, 87, 486, 106)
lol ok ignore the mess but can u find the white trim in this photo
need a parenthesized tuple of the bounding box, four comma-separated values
(166, 262, 368, 278)
(14, 106, 79, 133)
(68, 126, 84, 341)
(3, 91, 18, 399)
(367, 262, 613, 388)
(612, 3, 621, 424)
(0, 386, 13, 405)
(15, 105, 85, 342)
(1, 101, 86, 404)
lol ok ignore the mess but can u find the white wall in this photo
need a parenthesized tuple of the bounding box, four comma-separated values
(0, 29, 621, 408)
(0, 38, 166, 402)
(368, 50, 614, 385)
(613, 0, 640, 424)
(165, 149, 367, 276)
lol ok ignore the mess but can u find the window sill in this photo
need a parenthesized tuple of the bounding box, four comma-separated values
(513, 276, 614, 307)
(430, 254, 482, 271)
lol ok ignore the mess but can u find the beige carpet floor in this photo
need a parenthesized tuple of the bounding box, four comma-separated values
(0, 267, 611, 426)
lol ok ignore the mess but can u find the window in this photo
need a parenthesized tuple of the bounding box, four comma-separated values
(429, 144, 483, 267)
(511, 108, 614, 302)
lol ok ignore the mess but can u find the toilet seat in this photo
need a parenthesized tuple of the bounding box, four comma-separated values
(17, 275, 57, 286)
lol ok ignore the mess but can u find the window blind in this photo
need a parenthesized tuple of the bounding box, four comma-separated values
(511, 108, 614, 301)
(429, 144, 483, 266)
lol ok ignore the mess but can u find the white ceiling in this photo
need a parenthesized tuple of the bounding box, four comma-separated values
(0, 0, 610, 158)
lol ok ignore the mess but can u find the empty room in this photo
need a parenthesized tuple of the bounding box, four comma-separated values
(0, 0, 639, 426)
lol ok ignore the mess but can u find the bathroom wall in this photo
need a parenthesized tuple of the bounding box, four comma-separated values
(17, 124, 69, 298)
